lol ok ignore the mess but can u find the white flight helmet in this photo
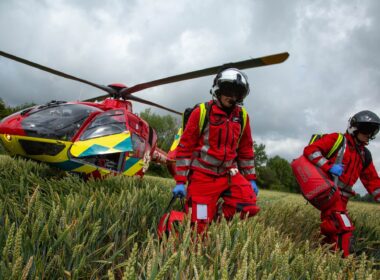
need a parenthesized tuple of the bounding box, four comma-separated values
(210, 68, 250, 104)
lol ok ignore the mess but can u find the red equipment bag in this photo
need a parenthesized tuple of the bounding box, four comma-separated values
(157, 196, 185, 238)
(291, 155, 340, 211)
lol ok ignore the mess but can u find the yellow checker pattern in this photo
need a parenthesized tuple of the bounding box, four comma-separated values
(70, 132, 132, 157)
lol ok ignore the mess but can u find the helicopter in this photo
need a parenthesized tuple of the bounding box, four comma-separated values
(0, 50, 289, 179)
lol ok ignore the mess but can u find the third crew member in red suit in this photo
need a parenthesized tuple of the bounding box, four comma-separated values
(304, 110, 380, 257)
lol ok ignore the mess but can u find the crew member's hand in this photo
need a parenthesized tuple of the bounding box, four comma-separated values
(172, 183, 186, 198)
(250, 180, 259, 195)
(329, 164, 344, 176)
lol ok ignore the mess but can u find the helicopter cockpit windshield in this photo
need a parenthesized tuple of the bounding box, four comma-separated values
(21, 103, 102, 140)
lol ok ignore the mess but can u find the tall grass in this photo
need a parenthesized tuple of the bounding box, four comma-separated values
(0, 155, 379, 279)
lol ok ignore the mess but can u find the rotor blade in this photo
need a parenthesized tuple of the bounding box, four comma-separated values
(0, 50, 116, 95)
(126, 95, 181, 115)
(122, 52, 289, 95)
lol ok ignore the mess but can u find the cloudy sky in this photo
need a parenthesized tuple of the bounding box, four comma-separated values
(0, 0, 379, 194)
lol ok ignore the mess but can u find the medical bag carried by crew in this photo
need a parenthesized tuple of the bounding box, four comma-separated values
(291, 133, 344, 211)
(157, 196, 185, 238)
(291, 155, 340, 210)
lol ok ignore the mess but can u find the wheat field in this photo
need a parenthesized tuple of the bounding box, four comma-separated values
(0, 155, 379, 279)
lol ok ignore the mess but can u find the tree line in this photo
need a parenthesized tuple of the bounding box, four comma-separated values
(0, 98, 35, 119)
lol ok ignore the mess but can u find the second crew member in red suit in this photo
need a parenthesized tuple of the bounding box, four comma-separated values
(172, 68, 260, 233)
(304, 110, 380, 257)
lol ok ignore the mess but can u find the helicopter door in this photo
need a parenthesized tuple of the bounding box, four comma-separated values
(69, 109, 133, 169)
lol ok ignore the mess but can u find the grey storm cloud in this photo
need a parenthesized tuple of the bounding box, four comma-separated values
(0, 0, 379, 194)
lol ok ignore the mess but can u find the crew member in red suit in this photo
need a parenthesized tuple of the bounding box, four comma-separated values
(304, 110, 380, 257)
(172, 68, 260, 233)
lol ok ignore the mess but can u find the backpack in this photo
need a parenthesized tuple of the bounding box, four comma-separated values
(309, 133, 371, 169)
(182, 102, 211, 136)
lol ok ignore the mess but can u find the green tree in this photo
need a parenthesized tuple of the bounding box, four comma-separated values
(0, 98, 11, 119)
(253, 142, 299, 193)
(254, 141, 268, 168)
(0, 98, 35, 119)
(139, 108, 180, 178)
(139, 108, 180, 152)
(266, 156, 299, 193)
(0, 140, 5, 155)
(257, 165, 281, 190)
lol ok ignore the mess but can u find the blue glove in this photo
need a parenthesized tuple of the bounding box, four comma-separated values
(250, 180, 259, 195)
(172, 183, 186, 198)
(329, 164, 344, 176)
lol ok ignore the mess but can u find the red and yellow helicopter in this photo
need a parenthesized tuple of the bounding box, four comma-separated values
(0, 50, 289, 178)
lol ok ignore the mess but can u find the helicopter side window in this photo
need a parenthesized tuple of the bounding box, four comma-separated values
(128, 120, 140, 132)
(80, 110, 127, 140)
(131, 133, 146, 158)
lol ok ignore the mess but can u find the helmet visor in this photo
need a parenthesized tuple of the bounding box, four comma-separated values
(357, 122, 380, 136)
(218, 82, 247, 100)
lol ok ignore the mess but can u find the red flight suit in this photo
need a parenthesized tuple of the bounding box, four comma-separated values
(304, 132, 380, 256)
(175, 100, 259, 233)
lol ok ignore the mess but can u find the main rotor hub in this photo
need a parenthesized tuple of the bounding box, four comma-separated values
(107, 83, 128, 99)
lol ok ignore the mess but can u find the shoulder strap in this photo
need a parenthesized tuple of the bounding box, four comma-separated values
(237, 106, 248, 144)
(198, 102, 211, 135)
(241, 106, 247, 132)
(309, 134, 323, 145)
(198, 103, 206, 134)
(327, 133, 344, 159)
